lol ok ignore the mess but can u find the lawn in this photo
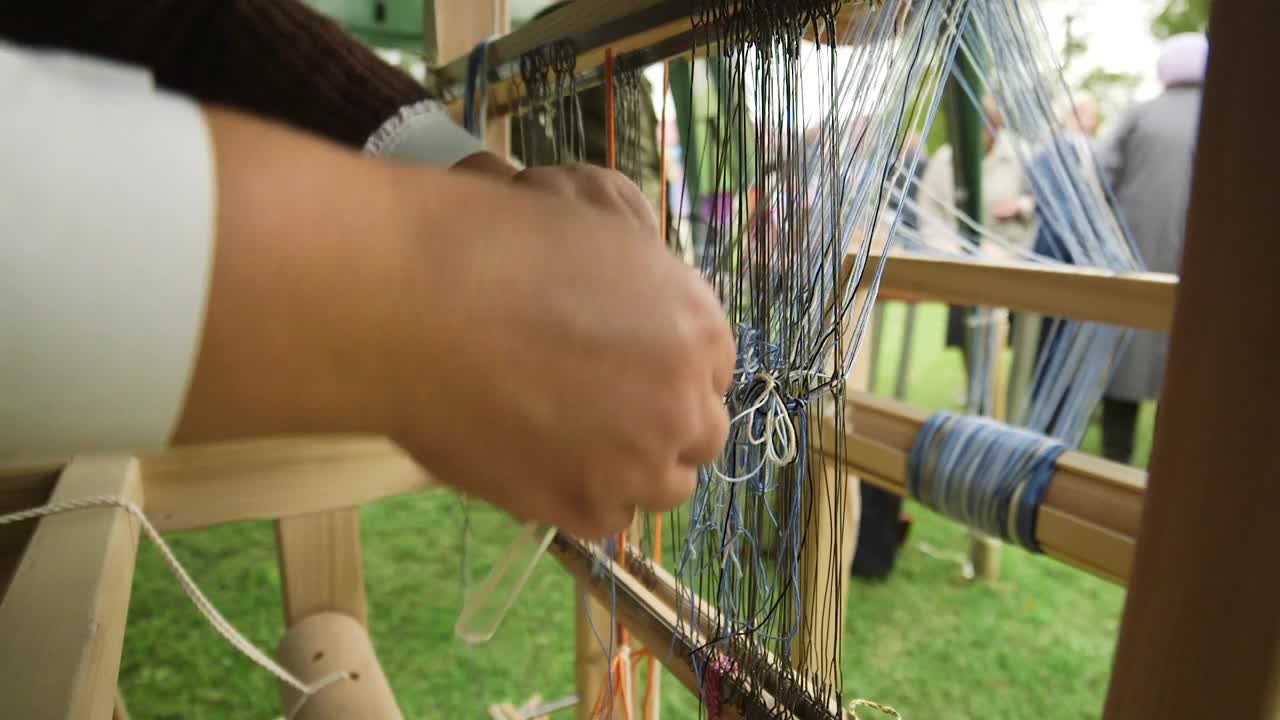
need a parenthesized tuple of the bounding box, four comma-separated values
(119, 303, 1151, 719)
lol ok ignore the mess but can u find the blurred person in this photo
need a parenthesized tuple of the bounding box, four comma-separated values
(918, 94, 1033, 396)
(1093, 32, 1208, 465)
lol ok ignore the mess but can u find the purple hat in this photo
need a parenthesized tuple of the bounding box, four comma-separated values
(1157, 33, 1209, 87)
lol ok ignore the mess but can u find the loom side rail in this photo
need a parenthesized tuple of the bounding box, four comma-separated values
(867, 252, 1178, 333)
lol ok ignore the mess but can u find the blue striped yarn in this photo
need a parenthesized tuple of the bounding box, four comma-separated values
(463, 40, 490, 138)
(907, 412, 1067, 552)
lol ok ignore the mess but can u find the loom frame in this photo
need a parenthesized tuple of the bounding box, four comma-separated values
(1, 0, 1274, 718)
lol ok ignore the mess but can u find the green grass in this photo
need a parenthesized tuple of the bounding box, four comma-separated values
(119, 302, 1150, 719)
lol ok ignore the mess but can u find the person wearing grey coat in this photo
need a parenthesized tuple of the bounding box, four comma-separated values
(1094, 33, 1207, 464)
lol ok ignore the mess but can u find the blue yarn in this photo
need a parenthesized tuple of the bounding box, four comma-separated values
(463, 40, 490, 138)
(907, 412, 1067, 553)
(1014, 442, 1067, 552)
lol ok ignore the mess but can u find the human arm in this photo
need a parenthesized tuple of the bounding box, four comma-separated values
(2, 45, 730, 537)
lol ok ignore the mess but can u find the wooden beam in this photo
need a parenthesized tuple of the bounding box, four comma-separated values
(432, 1, 876, 117)
(140, 436, 435, 534)
(829, 392, 1144, 584)
(870, 252, 1177, 333)
(0, 456, 143, 720)
(1103, 2, 1280, 716)
(276, 508, 369, 628)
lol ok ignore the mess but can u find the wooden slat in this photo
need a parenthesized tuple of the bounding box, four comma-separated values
(140, 436, 435, 534)
(1103, 2, 1280, 715)
(276, 508, 369, 627)
(828, 392, 1146, 585)
(0, 456, 143, 720)
(870, 252, 1178, 333)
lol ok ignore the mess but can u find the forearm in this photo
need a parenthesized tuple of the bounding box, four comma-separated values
(174, 108, 449, 444)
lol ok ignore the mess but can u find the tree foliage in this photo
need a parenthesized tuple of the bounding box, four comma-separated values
(1151, 0, 1211, 38)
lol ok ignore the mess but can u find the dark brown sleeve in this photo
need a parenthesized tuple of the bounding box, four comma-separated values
(0, 0, 430, 147)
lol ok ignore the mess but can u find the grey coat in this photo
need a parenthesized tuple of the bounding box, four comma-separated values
(1096, 86, 1202, 402)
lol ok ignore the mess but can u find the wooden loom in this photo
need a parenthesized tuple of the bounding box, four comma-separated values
(2, 1, 1277, 718)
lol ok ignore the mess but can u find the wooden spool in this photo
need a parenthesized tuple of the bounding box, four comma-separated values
(275, 611, 402, 720)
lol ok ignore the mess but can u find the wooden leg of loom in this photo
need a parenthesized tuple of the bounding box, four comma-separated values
(276, 611, 403, 720)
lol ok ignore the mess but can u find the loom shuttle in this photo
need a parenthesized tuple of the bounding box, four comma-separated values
(454, 521, 557, 645)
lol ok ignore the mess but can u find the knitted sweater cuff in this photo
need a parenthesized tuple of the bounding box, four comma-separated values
(363, 100, 487, 167)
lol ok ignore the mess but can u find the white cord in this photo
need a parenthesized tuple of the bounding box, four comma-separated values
(0, 495, 350, 719)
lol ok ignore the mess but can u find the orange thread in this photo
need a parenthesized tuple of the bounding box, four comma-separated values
(594, 54, 672, 720)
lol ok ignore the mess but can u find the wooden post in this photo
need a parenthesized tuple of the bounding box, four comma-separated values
(434, 0, 511, 159)
(1006, 310, 1040, 424)
(276, 509, 369, 627)
(0, 456, 143, 720)
(1103, 4, 1280, 716)
(893, 303, 917, 401)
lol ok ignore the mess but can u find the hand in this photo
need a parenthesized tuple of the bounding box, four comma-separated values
(397, 166, 731, 538)
(179, 109, 730, 539)
(511, 163, 660, 234)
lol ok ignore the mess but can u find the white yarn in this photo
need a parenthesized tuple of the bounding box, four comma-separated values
(709, 370, 805, 484)
(0, 495, 349, 719)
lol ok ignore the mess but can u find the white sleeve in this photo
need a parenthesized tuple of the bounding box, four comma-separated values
(0, 42, 215, 456)
(363, 99, 488, 166)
